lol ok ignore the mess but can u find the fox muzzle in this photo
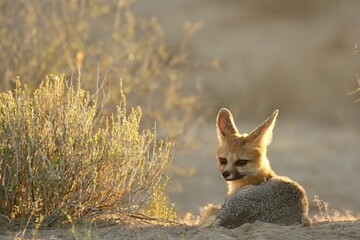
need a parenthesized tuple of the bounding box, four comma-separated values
(222, 171, 246, 181)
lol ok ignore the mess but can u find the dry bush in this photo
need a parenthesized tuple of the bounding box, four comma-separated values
(312, 195, 360, 222)
(0, 0, 208, 145)
(0, 75, 175, 227)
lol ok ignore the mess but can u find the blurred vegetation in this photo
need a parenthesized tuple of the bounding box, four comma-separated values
(0, 75, 175, 226)
(350, 45, 360, 103)
(349, 77, 360, 103)
(0, 0, 209, 145)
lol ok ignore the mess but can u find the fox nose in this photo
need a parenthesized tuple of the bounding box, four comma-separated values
(222, 171, 230, 179)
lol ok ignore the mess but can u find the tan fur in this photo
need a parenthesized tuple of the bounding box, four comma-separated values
(216, 108, 278, 195)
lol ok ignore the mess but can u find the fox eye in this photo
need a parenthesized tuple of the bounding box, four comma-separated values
(235, 159, 248, 166)
(219, 157, 227, 165)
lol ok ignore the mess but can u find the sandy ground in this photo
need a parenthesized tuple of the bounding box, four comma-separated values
(2, 220, 360, 239)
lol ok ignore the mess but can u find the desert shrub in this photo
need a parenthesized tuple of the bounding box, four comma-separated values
(141, 180, 176, 221)
(0, 75, 175, 226)
(0, 0, 206, 144)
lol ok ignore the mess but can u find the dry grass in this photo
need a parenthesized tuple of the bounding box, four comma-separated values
(312, 195, 360, 222)
(0, 74, 176, 228)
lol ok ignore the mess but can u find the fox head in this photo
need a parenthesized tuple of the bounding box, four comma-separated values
(216, 108, 278, 195)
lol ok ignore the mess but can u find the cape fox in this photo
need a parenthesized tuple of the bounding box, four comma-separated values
(213, 108, 310, 227)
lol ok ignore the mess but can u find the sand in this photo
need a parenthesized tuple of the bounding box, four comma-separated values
(2, 220, 360, 239)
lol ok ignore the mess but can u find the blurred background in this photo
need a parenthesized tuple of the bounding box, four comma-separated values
(133, 0, 360, 216)
(1, 0, 359, 216)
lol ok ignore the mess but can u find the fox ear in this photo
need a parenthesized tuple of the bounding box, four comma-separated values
(246, 110, 279, 146)
(216, 108, 238, 142)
